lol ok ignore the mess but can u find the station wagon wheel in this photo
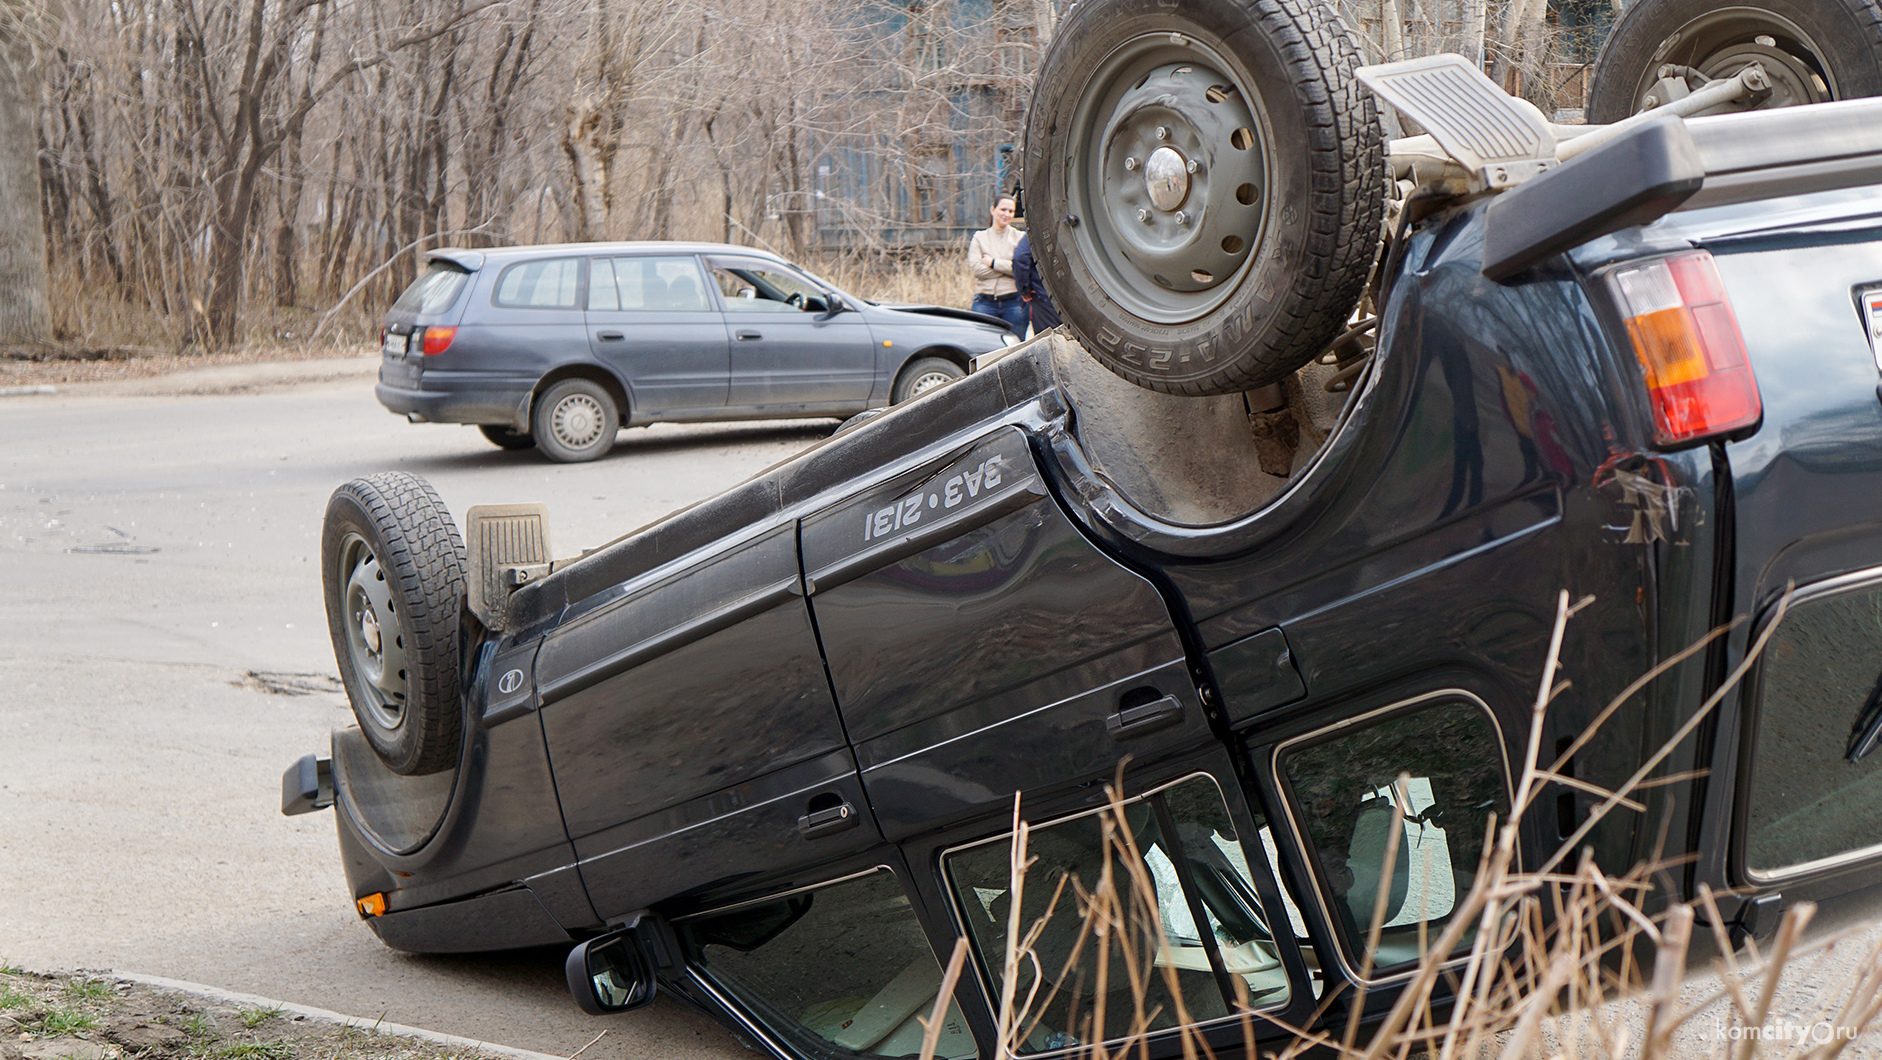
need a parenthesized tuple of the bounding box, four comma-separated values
(1588, 0, 1882, 122)
(1024, 0, 1383, 395)
(321, 473, 466, 776)
(533, 378, 619, 463)
(893, 357, 965, 403)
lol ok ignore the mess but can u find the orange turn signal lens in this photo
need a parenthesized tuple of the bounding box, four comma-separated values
(422, 326, 457, 355)
(356, 893, 387, 917)
(1609, 252, 1760, 446)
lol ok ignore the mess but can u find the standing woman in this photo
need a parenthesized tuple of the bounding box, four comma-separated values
(968, 196, 1029, 335)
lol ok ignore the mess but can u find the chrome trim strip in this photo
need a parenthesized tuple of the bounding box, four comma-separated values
(1268, 689, 1513, 988)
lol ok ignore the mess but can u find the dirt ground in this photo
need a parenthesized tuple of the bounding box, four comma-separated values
(0, 344, 365, 388)
(0, 969, 544, 1060)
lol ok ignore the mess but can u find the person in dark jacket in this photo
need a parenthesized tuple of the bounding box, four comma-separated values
(1011, 233, 1060, 337)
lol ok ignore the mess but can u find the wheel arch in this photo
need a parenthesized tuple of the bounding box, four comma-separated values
(897, 345, 971, 379)
(525, 363, 633, 430)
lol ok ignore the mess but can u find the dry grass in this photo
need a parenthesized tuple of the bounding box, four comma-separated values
(809, 250, 975, 311)
(916, 590, 1882, 1060)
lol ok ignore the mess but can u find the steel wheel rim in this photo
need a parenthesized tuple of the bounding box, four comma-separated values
(908, 369, 957, 396)
(339, 532, 408, 737)
(1063, 31, 1271, 325)
(1629, 8, 1836, 112)
(552, 393, 606, 450)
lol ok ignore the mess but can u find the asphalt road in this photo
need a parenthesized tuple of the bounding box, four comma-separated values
(0, 357, 834, 1060)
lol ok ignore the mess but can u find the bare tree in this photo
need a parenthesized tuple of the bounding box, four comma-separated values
(0, 0, 51, 346)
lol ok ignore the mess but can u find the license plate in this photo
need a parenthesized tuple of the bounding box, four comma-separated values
(383, 332, 407, 357)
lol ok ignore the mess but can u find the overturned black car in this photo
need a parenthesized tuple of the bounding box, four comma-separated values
(285, 1, 1882, 1057)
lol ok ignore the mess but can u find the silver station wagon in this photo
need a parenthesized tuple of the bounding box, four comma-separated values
(375, 242, 1021, 462)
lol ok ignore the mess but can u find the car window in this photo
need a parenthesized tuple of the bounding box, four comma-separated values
(709, 259, 829, 314)
(944, 775, 1292, 1053)
(1275, 695, 1507, 978)
(391, 262, 469, 316)
(494, 257, 582, 309)
(1744, 576, 1882, 878)
(681, 869, 975, 1059)
(590, 255, 710, 312)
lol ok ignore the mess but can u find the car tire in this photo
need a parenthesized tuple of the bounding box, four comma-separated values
(1587, 0, 1882, 122)
(478, 424, 536, 451)
(533, 378, 619, 463)
(892, 357, 964, 403)
(321, 473, 466, 777)
(1024, 0, 1383, 396)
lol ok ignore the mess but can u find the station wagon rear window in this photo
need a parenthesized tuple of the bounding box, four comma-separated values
(590, 256, 709, 312)
(943, 775, 1291, 1053)
(1743, 574, 1882, 878)
(494, 257, 581, 309)
(391, 262, 468, 316)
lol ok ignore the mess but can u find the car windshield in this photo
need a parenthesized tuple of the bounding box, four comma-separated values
(391, 262, 469, 316)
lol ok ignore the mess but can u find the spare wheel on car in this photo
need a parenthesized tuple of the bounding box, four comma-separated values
(1023, 0, 1385, 396)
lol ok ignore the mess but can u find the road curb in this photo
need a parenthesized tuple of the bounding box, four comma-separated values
(0, 385, 56, 397)
(107, 971, 572, 1060)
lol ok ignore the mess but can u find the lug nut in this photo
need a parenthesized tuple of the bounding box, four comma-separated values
(1174, 211, 1188, 224)
(1155, 126, 1169, 141)
(1186, 159, 1199, 174)
(1137, 209, 1151, 223)
(1124, 156, 1138, 171)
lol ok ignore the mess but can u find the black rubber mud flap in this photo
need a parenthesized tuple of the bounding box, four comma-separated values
(1024, 0, 1384, 395)
(1588, 0, 1882, 122)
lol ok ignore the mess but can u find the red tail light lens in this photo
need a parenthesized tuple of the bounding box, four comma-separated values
(422, 326, 457, 355)
(1608, 251, 1761, 447)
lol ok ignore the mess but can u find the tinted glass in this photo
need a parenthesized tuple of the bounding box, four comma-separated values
(945, 776, 1290, 1053)
(1278, 698, 1506, 974)
(390, 263, 468, 316)
(1745, 580, 1882, 875)
(591, 256, 709, 312)
(495, 258, 581, 308)
(685, 870, 975, 1059)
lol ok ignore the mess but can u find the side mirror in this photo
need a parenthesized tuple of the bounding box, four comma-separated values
(816, 295, 848, 320)
(565, 927, 658, 1014)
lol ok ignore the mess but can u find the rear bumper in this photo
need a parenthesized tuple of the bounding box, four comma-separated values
(376, 371, 535, 426)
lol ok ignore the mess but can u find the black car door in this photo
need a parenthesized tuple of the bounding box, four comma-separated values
(798, 426, 1218, 839)
(532, 519, 879, 924)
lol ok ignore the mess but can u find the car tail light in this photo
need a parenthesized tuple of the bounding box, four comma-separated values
(421, 326, 456, 355)
(1608, 251, 1760, 446)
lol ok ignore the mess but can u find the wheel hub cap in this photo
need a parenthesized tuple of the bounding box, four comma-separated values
(360, 608, 381, 655)
(341, 544, 408, 734)
(1144, 146, 1190, 212)
(1089, 58, 1267, 308)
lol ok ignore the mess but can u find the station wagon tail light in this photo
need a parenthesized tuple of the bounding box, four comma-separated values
(421, 326, 457, 355)
(1607, 251, 1760, 446)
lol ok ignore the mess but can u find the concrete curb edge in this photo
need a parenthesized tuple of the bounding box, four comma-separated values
(106, 971, 571, 1060)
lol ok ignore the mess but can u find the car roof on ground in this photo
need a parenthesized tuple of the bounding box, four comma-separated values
(426, 242, 788, 271)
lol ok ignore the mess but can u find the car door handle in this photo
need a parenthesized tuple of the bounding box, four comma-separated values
(797, 800, 860, 839)
(596, 331, 625, 341)
(736, 330, 763, 341)
(1106, 694, 1185, 740)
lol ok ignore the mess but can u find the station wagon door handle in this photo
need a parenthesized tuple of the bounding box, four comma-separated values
(596, 331, 625, 341)
(797, 800, 860, 839)
(735, 330, 763, 341)
(1105, 694, 1184, 740)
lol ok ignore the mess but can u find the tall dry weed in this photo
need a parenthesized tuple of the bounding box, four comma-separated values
(913, 590, 1882, 1059)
